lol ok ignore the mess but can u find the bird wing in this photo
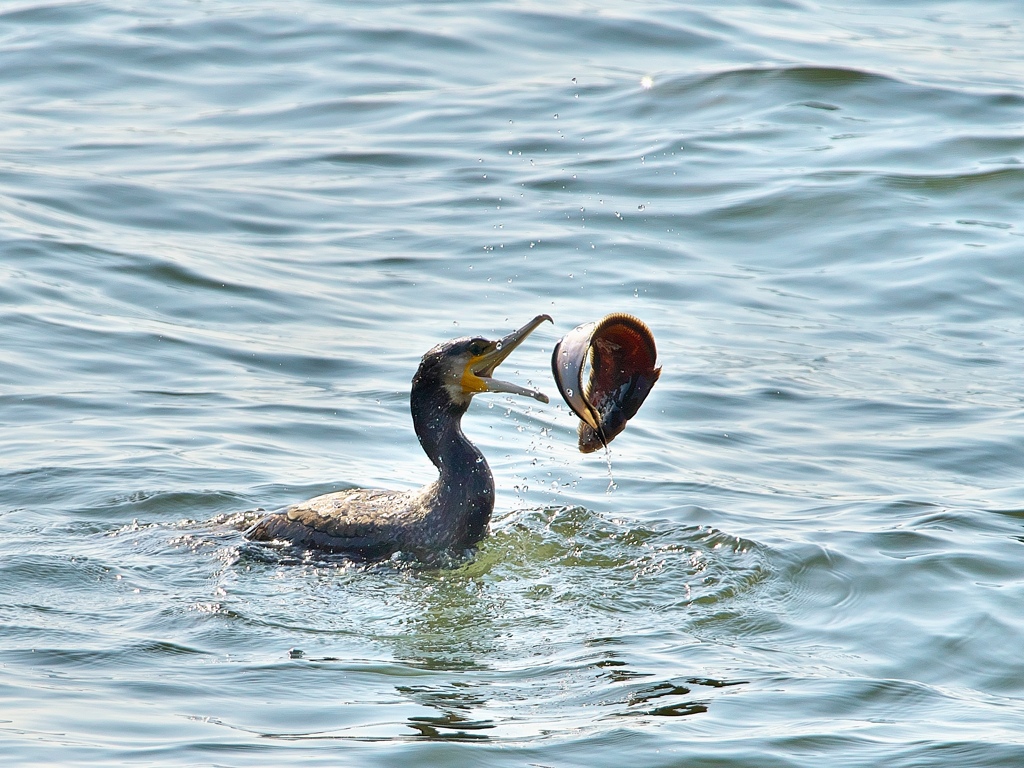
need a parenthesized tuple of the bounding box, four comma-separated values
(247, 488, 427, 560)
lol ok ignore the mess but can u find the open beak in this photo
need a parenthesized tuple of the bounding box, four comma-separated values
(462, 314, 553, 403)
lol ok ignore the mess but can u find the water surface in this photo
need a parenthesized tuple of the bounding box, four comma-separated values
(3, 1, 1024, 766)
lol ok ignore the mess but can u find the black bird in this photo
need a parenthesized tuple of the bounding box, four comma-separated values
(246, 315, 552, 563)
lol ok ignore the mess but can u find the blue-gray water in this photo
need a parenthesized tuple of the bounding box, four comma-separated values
(3, 1, 1024, 765)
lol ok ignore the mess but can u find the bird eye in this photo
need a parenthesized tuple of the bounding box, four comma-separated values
(469, 339, 489, 356)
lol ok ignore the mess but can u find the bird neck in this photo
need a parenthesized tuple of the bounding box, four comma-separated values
(411, 386, 495, 548)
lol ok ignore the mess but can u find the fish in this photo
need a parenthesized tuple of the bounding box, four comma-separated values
(551, 313, 661, 453)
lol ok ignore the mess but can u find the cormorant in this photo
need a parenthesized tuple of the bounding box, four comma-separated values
(246, 314, 552, 563)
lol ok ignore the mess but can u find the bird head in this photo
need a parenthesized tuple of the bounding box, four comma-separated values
(416, 314, 552, 409)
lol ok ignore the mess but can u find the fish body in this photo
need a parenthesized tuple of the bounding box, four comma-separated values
(551, 314, 661, 453)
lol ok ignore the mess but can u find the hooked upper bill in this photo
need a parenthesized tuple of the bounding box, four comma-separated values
(551, 313, 661, 453)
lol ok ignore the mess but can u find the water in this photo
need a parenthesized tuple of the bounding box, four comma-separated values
(3, 1, 1024, 765)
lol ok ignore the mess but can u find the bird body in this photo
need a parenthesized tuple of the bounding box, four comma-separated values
(246, 315, 551, 563)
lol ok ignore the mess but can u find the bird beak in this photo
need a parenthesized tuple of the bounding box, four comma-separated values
(463, 314, 553, 403)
